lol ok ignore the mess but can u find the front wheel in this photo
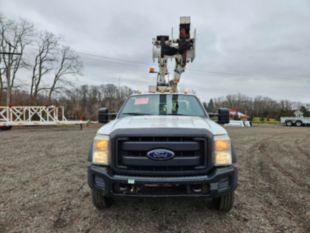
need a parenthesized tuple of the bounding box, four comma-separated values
(285, 121, 293, 127)
(212, 191, 234, 212)
(91, 189, 113, 209)
(295, 121, 302, 127)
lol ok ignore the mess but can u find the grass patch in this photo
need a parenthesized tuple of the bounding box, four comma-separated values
(252, 117, 280, 125)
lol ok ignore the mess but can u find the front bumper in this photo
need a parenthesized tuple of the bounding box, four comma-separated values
(88, 165, 237, 198)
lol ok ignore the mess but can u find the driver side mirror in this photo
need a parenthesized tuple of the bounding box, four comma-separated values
(218, 108, 230, 124)
(98, 107, 109, 124)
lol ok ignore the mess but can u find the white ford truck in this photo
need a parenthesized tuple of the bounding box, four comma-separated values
(88, 93, 237, 212)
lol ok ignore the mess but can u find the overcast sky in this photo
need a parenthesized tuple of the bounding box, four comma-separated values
(1, 0, 310, 102)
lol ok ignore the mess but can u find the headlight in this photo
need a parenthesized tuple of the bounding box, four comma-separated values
(213, 135, 232, 166)
(92, 135, 110, 165)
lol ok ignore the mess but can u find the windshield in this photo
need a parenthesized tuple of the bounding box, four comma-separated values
(119, 94, 206, 118)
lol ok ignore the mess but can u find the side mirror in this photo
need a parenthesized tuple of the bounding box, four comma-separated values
(218, 108, 230, 124)
(98, 107, 109, 124)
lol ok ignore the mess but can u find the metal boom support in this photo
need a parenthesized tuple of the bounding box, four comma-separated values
(152, 16, 196, 92)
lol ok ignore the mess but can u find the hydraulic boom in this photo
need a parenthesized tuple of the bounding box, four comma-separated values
(152, 16, 196, 92)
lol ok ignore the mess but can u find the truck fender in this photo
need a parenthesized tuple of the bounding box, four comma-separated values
(231, 144, 237, 163)
(88, 144, 93, 162)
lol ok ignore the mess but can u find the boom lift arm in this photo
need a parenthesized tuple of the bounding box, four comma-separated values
(152, 16, 196, 92)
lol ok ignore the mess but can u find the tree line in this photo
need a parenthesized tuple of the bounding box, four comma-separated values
(58, 84, 132, 120)
(1, 83, 132, 120)
(204, 93, 309, 120)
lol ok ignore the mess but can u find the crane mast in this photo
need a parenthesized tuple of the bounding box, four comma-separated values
(152, 16, 196, 93)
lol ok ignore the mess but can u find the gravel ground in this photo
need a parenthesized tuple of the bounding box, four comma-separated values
(0, 125, 309, 233)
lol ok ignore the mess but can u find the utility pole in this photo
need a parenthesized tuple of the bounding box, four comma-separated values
(0, 42, 22, 106)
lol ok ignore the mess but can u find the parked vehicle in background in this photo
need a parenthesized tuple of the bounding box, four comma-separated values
(280, 111, 310, 127)
(0, 125, 12, 130)
(225, 120, 252, 127)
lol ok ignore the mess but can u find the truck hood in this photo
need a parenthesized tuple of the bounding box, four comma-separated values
(97, 116, 227, 136)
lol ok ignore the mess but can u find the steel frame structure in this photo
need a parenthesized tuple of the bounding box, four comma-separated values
(0, 106, 87, 126)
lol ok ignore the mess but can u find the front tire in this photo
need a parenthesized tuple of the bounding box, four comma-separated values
(285, 121, 293, 127)
(91, 189, 113, 209)
(212, 191, 234, 212)
(295, 121, 302, 127)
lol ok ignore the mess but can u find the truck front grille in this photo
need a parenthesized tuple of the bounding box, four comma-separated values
(112, 136, 210, 176)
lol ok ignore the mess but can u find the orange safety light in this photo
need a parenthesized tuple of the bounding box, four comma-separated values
(94, 139, 108, 151)
(215, 140, 230, 151)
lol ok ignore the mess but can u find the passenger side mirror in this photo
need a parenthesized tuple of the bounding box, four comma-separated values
(98, 107, 109, 124)
(218, 108, 230, 124)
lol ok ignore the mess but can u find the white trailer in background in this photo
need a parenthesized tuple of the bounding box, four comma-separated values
(0, 106, 88, 129)
(225, 120, 252, 127)
(280, 111, 310, 127)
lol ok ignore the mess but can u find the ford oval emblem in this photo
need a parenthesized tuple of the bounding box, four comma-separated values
(147, 149, 175, 161)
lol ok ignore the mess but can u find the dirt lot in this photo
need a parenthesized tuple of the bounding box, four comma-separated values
(0, 125, 309, 233)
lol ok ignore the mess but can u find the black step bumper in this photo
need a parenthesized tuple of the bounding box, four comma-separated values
(88, 165, 237, 198)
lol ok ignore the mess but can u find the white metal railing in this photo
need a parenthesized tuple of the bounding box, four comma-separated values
(0, 106, 86, 126)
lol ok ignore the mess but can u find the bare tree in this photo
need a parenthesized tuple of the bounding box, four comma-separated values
(0, 16, 6, 104)
(117, 86, 132, 109)
(47, 46, 82, 102)
(30, 31, 58, 102)
(0, 68, 4, 103)
(0, 16, 33, 105)
(101, 84, 119, 111)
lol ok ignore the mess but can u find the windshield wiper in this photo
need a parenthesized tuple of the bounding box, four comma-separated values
(121, 112, 152, 116)
(166, 113, 186, 116)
